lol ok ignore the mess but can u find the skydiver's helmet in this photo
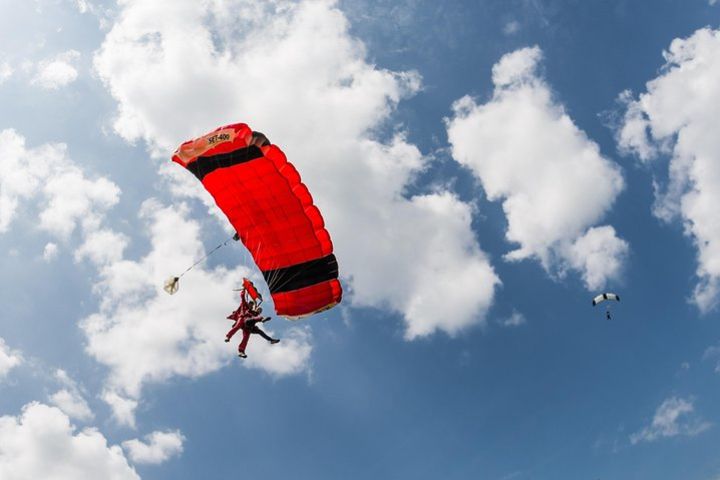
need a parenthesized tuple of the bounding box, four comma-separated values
(250, 305, 263, 316)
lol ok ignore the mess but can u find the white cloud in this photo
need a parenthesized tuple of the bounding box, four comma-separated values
(81, 200, 314, 426)
(566, 226, 629, 291)
(101, 392, 138, 430)
(240, 324, 312, 375)
(75, 0, 91, 13)
(92, 0, 499, 339)
(74, 229, 129, 266)
(40, 168, 120, 240)
(31, 50, 80, 90)
(0, 402, 139, 480)
(446, 46, 627, 290)
(503, 20, 520, 35)
(0, 338, 22, 380)
(491, 45, 542, 87)
(500, 310, 526, 327)
(0, 129, 120, 241)
(121, 430, 185, 465)
(49, 390, 94, 423)
(630, 396, 710, 444)
(48, 370, 94, 422)
(616, 28, 720, 312)
(71, 0, 112, 28)
(0, 129, 54, 233)
(0, 61, 12, 84)
(43, 242, 59, 261)
(703, 343, 720, 373)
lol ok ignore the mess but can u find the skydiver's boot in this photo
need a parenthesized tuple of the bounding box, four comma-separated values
(270, 339, 280, 345)
(238, 351, 247, 358)
(224, 337, 230, 342)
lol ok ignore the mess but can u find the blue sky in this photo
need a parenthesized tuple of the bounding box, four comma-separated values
(1, 0, 720, 478)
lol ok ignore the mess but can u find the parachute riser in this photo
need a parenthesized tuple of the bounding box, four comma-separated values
(163, 234, 237, 295)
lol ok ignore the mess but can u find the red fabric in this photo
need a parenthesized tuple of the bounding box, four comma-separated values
(272, 279, 342, 318)
(238, 329, 251, 353)
(242, 277, 260, 301)
(226, 287, 261, 352)
(172, 123, 342, 318)
(225, 318, 245, 342)
(226, 312, 265, 353)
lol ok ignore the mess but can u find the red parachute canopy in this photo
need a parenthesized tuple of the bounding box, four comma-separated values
(172, 123, 342, 318)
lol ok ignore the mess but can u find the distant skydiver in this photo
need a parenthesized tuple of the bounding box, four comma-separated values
(225, 304, 280, 358)
(592, 293, 620, 320)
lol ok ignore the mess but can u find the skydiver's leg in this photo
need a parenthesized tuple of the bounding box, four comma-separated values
(225, 320, 243, 341)
(251, 326, 279, 344)
(238, 328, 251, 353)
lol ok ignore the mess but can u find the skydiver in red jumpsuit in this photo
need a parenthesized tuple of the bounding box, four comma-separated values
(225, 304, 280, 358)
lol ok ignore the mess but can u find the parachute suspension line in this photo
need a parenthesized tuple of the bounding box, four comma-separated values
(163, 234, 235, 295)
(269, 267, 304, 297)
(179, 234, 236, 278)
(263, 241, 280, 292)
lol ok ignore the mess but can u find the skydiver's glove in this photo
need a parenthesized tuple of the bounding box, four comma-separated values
(263, 316, 272, 322)
(233, 232, 240, 241)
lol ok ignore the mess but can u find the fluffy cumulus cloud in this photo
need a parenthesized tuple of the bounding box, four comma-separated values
(616, 28, 720, 311)
(93, 0, 499, 339)
(0, 337, 22, 380)
(121, 430, 185, 465)
(0, 129, 120, 241)
(49, 370, 94, 422)
(31, 50, 80, 90)
(630, 396, 711, 444)
(81, 200, 313, 426)
(49, 390, 94, 423)
(446, 46, 627, 290)
(0, 403, 138, 480)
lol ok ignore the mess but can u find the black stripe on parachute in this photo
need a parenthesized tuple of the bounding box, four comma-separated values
(262, 254, 339, 294)
(188, 145, 264, 181)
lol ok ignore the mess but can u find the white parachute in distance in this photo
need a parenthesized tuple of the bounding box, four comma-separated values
(592, 293, 620, 319)
(592, 293, 620, 306)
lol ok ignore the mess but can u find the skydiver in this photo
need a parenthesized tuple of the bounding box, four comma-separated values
(225, 305, 280, 358)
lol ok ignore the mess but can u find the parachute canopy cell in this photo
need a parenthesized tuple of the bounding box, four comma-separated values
(171, 123, 342, 319)
(592, 293, 620, 306)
